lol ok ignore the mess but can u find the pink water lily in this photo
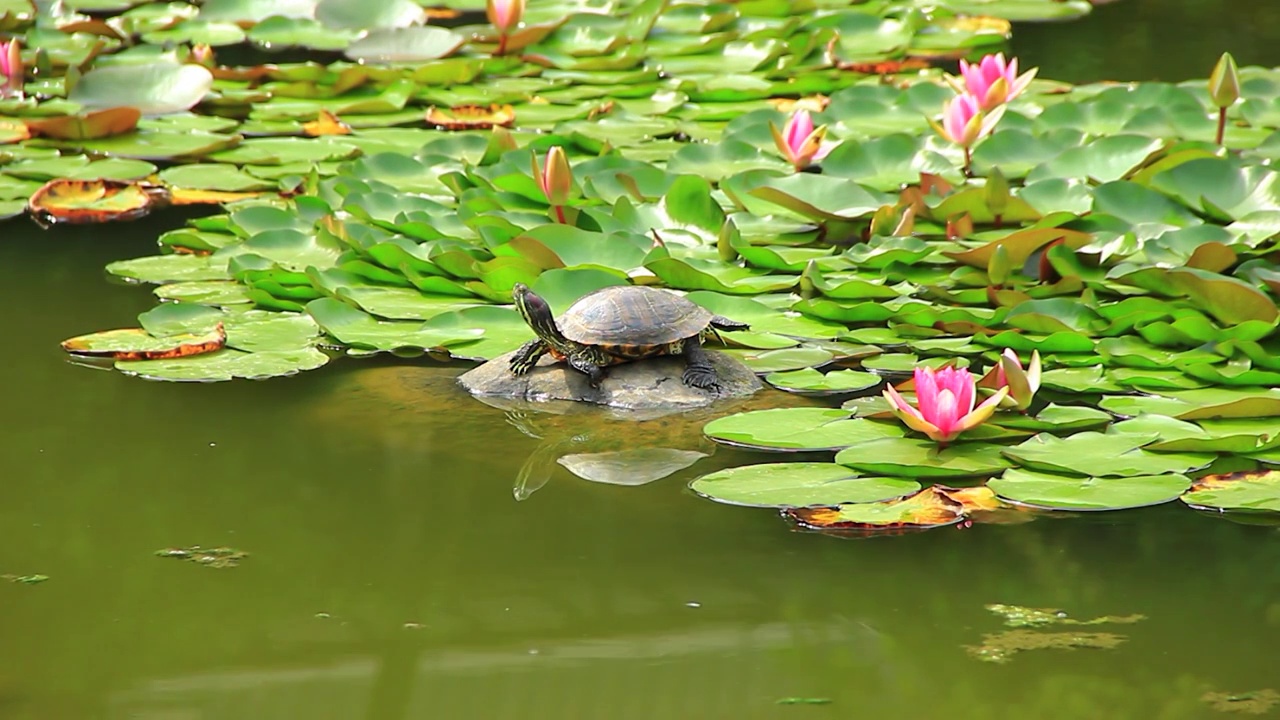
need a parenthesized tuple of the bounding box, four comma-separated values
(954, 53, 1036, 110)
(931, 92, 1004, 173)
(884, 366, 1007, 445)
(533, 146, 572, 223)
(487, 0, 525, 55)
(770, 109, 832, 171)
(979, 348, 1042, 411)
(0, 39, 22, 99)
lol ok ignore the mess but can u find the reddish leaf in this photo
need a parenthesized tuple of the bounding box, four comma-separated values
(24, 107, 141, 140)
(425, 103, 516, 131)
(302, 109, 352, 137)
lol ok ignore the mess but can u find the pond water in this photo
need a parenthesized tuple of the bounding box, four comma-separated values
(4, 3, 1280, 719)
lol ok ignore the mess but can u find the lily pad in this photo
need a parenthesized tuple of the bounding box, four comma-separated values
(689, 463, 920, 508)
(1180, 470, 1280, 513)
(703, 408, 902, 452)
(1001, 432, 1214, 477)
(988, 468, 1192, 511)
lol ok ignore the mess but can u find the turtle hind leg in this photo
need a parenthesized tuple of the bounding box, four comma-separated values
(681, 338, 720, 392)
(567, 354, 608, 389)
(509, 340, 548, 375)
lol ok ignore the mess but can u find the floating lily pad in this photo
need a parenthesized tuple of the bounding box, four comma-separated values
(689, 463, 919, 508)
(69, 61, 214, 116)
(116, 348, 328, 381)
(1180, 470, 1280, 513)
(703, 408, 902, 452)
(988, 468, 1191, 511)
(836, 437, 1012, 479)
(783, 487, 965, 533)
(1001, 432, 1214, 477)
(764, 368, 882, 395)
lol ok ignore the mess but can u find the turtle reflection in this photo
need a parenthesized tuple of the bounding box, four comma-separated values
(504, 405, 714, 501)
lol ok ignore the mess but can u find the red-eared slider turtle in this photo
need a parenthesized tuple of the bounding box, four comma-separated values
(509, 283, 750, 391)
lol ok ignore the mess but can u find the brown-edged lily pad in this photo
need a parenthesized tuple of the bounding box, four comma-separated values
(1180, 469, 1280, 513)
(61, 323, 226, 361)
(783, 486, 965, 536)
(425, 104, 516, 131)
(27, 178, 167, 225)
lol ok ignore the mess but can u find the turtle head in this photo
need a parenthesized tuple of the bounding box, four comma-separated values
(512, 283, 564, 345)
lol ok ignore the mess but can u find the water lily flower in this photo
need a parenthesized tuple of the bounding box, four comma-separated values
(994, 348, 1041, 411)
(769, 109, 832, 171)
(953, 53, 1036, 110)
(487, 0, 525, 55)
(1209, 52, 1240, 145)
(533, 146, 571, 223)
(883, 366, 1007, 445)
(0, 39, 23, 99)
(931, 92, 1004, 173)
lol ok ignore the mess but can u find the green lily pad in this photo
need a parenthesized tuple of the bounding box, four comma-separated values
(988, 468, 1192, 511)
(69, 60, 214, 116)
(764, 368, 882, 395)
(703, 408, 902, 452)
(1001, 432, 1214, 477)
(689, 463, 920, 508)
(306, 298, 484, 354)
(116, 348, 329, 382)
(836, 437, 1012, 479)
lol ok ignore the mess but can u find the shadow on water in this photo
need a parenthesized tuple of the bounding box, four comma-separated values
(4, 2, 1280, 715)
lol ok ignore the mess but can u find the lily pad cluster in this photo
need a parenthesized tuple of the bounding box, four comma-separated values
(697, 398, 1280, 532)
(0, 0, 1088, 218)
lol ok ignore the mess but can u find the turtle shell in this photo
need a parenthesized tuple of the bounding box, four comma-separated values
(559, 286, 713, 347)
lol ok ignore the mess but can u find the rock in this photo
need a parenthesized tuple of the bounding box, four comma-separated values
(458, 349, 762, 411)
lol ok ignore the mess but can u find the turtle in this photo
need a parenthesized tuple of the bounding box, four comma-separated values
(508, 283, 750, 391)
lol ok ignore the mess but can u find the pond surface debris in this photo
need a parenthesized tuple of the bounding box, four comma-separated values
(985, 603, 1147, 627)
(1201, 689, 1280, 715)
(966, 629, 1128, 664)
(1, 574, 48, 585)
(966, 603, 1145, 663)
(155, 546, 247, 569)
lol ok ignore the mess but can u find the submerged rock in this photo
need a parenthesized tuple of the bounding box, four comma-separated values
(458, 349, 762, 411)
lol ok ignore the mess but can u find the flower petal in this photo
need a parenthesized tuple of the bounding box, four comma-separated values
(953, 387, 1008, 434)
(933, 388, 960, 440)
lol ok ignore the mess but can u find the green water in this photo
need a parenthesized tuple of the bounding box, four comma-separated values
(6, 5, 1280, 719)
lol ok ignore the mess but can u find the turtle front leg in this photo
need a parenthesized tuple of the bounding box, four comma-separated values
(509, 340, 548, 375)
(681, 337, 720, 392)
(567, 354, 608, 388)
